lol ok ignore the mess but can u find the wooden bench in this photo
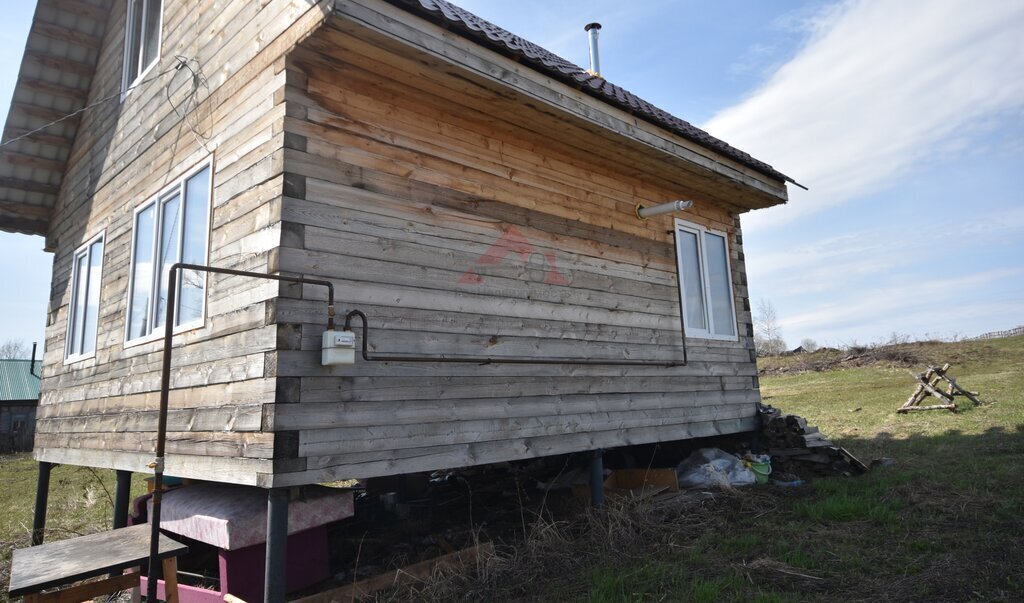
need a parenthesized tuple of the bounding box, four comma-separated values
(8, 523, 187, 602)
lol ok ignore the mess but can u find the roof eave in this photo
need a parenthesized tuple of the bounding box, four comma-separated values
(0, 0, 112, 238)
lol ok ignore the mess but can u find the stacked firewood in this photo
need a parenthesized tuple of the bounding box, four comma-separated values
(757, 404, 868, 477)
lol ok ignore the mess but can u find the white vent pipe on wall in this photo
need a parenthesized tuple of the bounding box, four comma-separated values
(635, 200, 694, 219)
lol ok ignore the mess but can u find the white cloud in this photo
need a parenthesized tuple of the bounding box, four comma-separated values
(704, 0, 1024, 230)
(778, 266, 1024, 343)
(746, 208, 1024, 296)
(744, 206, 1024, 343)
(729, 43, 777, 77)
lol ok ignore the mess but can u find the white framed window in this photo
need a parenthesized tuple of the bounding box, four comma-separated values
(126, 161, 212, 344)
(65, 233, 105, 362)
(122, 0, 163, 92)
(674, 218, 738, 341)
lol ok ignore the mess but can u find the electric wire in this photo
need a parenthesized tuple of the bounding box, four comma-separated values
(165, 55, 211, 152)
(0, 60, 185, 150)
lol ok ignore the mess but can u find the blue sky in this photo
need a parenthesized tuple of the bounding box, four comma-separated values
(0, 2, 49, 354)
(1, 0, 1022, 352)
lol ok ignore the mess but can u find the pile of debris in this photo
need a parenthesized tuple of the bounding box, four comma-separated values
(757, 404, 868, 477)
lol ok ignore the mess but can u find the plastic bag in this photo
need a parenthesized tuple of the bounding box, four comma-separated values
(676, 448, 756, 488)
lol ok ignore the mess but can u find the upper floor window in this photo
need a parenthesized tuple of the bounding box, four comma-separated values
(674, 218, 737, 340)
(66, 233, 105, 361)
(123, 0, 163, 91)
(127, 162, 212, 342)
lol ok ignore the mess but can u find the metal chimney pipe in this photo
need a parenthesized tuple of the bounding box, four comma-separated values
(585, 22, 602, 76)
(29, 342, 37, 377)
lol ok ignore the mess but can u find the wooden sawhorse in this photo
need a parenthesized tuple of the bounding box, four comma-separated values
(8, 523, 187, 602)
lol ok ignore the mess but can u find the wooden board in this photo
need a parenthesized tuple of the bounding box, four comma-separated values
(294, 542, 494, 602)
(34, 447, 271, 486)
(9, 524, 187, 597)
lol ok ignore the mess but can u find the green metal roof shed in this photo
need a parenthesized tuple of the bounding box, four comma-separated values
(0, 359, 42, 401)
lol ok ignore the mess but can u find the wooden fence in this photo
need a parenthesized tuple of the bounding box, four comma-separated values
(973, 326, 1024, 340)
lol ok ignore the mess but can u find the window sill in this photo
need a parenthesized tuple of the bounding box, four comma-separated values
(63, 352, 97, 366)
(123, 320, 205, 350)
(686, 332, 740, 343)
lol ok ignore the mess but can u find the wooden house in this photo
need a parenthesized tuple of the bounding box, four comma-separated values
(0, 0, 793, 490)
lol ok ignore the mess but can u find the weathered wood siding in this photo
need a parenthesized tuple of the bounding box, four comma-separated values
(266, 21, 761, 486)
(34, 0, 332, 484)
(32, 0, 777, 488)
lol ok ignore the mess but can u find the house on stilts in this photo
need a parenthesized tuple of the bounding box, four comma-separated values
(0, 0, 795, 600)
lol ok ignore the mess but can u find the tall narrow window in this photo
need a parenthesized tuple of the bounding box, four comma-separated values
(127, 162, 212, 342)
(66, 234, 105, 360)
(123, 0, 162, 91)
(674, 219, 737, 340)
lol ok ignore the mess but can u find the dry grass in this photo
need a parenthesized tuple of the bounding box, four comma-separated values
(757, 338, 998, 376)
(375, 490, 779, 602)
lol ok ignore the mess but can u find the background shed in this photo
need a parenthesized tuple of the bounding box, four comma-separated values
(0, 358, 41, 452)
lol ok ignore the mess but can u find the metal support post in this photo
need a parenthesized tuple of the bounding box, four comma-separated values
(590, 450, 605, 508)
(31, 461, 53, 546)
(114, 470, 132, 529)
(265, 488, 290, 603)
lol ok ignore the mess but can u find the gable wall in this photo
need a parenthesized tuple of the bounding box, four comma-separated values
(33, 0, 332, 484)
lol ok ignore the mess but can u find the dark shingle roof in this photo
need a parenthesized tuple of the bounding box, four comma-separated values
(0, 359, 41, 401)
(387, 0, 792, 184)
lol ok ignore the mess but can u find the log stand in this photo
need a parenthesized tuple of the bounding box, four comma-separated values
(898, 363, 983, 413)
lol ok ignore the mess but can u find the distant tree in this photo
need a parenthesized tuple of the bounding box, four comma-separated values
(753, 299, 787, 356)
(0, 339, 28, 359)
(800, 338, 819, 352)
(885, 331, 911, 346)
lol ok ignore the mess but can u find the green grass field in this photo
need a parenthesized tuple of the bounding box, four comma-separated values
(2, 336, 1022, 602)
(581, 335, 1024, 602)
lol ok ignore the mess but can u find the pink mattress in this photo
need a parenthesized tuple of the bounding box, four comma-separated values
(150, 483, 354, 550)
